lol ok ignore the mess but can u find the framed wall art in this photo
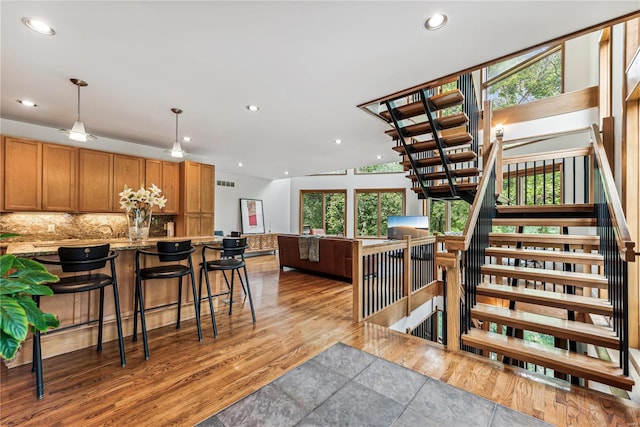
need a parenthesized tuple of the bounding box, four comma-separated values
(239, 198, 265, 234)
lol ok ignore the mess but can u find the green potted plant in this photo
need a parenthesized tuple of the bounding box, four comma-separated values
(0, 233, 60, 361)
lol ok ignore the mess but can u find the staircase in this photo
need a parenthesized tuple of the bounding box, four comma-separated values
(462, 203, 634, 391)
(381, 75, 479, 204)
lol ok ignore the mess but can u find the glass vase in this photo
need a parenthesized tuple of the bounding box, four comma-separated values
(127, 208, 152, 241)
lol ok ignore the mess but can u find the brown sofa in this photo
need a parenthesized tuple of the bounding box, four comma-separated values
(277, 234, 355, 281)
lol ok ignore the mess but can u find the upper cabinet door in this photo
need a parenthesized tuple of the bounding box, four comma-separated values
(200, 164, 214, 214)
(42, 143, 77, 212)
(162, 161, 180, 214)
(184, 161, 202, 214)
(113, 154, 145, 212)
(4, 137, 42, 211)
(78, 149, 114, 212)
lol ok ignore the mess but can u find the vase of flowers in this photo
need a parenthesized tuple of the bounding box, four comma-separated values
(119, 184, 167, 241)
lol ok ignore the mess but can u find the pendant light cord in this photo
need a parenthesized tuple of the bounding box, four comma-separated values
(76, 84, 81, 121)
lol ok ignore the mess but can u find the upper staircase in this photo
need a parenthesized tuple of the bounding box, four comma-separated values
(378, 75, 480, 204)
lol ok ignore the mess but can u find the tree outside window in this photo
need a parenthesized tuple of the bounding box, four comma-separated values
(300, 190, 346, 235)
(485, 46, 562, 111)
(355, 189, 404, 238)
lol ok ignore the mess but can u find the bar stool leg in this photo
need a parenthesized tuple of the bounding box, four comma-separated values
(202, 265, 218, 337)
(176, 277, 182, 329)
(188, 264, 202, 341)
(97, 287, 105, 351)
(135, 277, 150, 359)
(111, 281, 126, 367)
(228, 271, 234, 315)
(242, 264, 256, 324)
(132, 275, 139, 342)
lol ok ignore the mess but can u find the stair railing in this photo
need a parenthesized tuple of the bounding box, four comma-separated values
(441, 138, 501, 348)
(591, 124, 636, 375)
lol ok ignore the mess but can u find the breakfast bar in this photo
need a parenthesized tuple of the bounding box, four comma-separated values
(5, 236, 223, 367)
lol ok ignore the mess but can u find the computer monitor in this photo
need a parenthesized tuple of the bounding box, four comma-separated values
(387, 215, 429, 240)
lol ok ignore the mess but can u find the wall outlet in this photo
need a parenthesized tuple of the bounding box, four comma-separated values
(48, 224, 55, 233)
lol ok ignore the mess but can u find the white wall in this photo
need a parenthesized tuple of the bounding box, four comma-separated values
(564, 31, 600, 92)
(288, 169, 422, 238)
(214, 171, 291, 235)
(611, 23, 625, 195)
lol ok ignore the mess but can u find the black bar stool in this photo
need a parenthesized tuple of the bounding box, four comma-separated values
(33, 244, 125, 400)
(133, 240, 202, 359)
(199, 237, 256, 337)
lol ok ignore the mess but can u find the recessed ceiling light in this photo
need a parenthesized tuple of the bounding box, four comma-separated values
(22, 17, 56, 35)
(424, 13, 448, 31)
(238, 162, 243, 167)
(182, 136, 191, 142)
(17, 99, 37, 107)
(376, 155, 383, 160)
(284, 171, 289, 175)
(334, 139, 342, 144)
(246, 105, 260, 112)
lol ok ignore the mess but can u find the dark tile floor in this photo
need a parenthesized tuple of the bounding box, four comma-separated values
(197, 343, 552, 427)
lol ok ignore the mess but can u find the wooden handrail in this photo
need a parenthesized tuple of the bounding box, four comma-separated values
(502, 146, 592, 165)
(444, 138, 501, 252)
(591, 124, 636, 262)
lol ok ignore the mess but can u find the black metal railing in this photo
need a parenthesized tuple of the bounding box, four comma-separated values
(411, 241, 435, 292)
(409, 309, 442, 344)
(592, 137, 630, 376)
(502, 148, 591, 206)
(361, 248, 405, 319)
(458, 73, 479, 174)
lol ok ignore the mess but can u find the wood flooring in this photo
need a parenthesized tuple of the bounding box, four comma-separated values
(1, 254, 639, 426)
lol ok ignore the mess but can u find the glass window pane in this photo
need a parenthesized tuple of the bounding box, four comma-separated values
(324, 192, 345, 235)
(356, 162, 404, 174)
(301, 192, 322, 229)
(486, 47, 549, 79)
(429, 200, 446, 233)
(487, 51, 561, 111)
(356, 192, 379, 237)
(380, 192, 403, 236)
(450, 200, 469, 233)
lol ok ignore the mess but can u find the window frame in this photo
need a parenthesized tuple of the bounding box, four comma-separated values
(353, 188, 406, 238)
(299, 189, 347, 235)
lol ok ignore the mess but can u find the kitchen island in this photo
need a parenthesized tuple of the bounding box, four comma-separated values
(5, 236, 223, 367)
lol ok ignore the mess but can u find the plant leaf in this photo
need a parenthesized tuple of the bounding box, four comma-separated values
(0, 330, 21, 361)
(0, 280, 31, 295)
(10, 257, 50, 272)
(0, 254, 16, 277)
(9, 269, 59, 285)
(0, 295, 28, 341)
(15, 295, 59, 331)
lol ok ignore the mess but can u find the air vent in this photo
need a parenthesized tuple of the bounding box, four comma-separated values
(216, 180, 235, 187)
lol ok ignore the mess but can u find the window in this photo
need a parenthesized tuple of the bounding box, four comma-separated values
(355, 162, 404, 174)
(427, 199, 470, 234)
(355, 189, 405, 238)
(484, 46, 562, 111)
(300, 190, 346, 235)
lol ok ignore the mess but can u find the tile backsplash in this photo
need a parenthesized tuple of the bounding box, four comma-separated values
(0, 212, 175, 242)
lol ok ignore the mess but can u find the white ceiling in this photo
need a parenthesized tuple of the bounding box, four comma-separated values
(2, 1, 638, 180)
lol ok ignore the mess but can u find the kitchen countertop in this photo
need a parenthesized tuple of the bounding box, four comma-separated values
(6, 236, 223, 257)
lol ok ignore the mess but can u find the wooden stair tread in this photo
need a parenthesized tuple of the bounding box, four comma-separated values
(401, 151, 477, 169)
(492, 217, 597, 227)
(497, 204, 595, 215)
(471, 303, 618, 348)
(391, 133, 473, 154)
(476, 283, 613, 316)
(462, 329, 634, 391)
(485, 247, 603, 265)
(408, 168, 480, 182)
(380, 90, 464, 121)
(386, 112, 469, 139)
(481, 263, 608, 288)
(489, 232, 600, 246)
(411, 182, 478, 194)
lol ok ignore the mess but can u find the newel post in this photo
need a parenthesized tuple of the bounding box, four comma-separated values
(352, 239, 363, 323)
(440, 251, 461, 352)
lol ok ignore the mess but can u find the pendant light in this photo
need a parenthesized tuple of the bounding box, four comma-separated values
(59, 78, 96, 142)
(166, 108, 188, 158)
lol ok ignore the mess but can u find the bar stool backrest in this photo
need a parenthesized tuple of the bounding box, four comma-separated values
(58, 244, 111, 272)
(221, 237, 247, 258)
(157, 240, 192, 262)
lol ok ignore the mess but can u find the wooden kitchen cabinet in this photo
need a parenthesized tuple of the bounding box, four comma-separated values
(3, 137, 42, 211)
(113, 154, 145, 211)
(176, 161, 215, 236)
(145, 159, 180, 214)
(42, 143, 77, 211)
(78, 149, 114, 212)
